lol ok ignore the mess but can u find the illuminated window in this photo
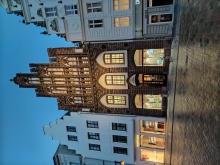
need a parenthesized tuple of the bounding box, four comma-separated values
(87, 2, 102, 13)
(87, 121, 99, 128)
(113, 147, 127, 155)
(114, 17, 130, 27)
(89, 144, 100, 151)
(135, 94, 162, 109)
(88, 20, 103, 28)
(113, 0, 129, 10)
(66, 126, 76, 132)
(105, 75, 125, 85)
(104, 53, 124, 64)
(134, 49, 164, 66)
(68, 135, 77, 141)
(112, 123, 126, 131)
(45, 7, 57, 17)
(65, 5, 78, 15)
(88, 132, 100, 140)
(107, 96, 126, 105)
(113, 135, 127, 143)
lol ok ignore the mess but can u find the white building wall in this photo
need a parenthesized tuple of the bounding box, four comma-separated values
(44, 112, 135, 164)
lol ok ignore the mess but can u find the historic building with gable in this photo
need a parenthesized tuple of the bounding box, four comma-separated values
(11, 39, 172, 117)
(1, 0, 174, 43)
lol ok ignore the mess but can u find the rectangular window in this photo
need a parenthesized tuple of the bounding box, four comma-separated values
(45, 7, 57, 17)
(112, 123, 126, 131)
(150, 14, 173, 23)
(65, 5, 78, 15)
(89, 144, 101, 151)
(114, 17, 130, 27)
(113, 147, 127, 155)
(88, 20, 103, 28)
(105, 75, 125, 85)
(88, 132, 100, 140)
(113, 135, 127, 143)
(66, 126, 76, 132)
(104, 53, 124, 64)
(87, 2, 102, 13)
(87, 121, 99, 128)
(68, 135, 78, 141)
(107, 96, 126, 105)
(113, 0, 129, 10)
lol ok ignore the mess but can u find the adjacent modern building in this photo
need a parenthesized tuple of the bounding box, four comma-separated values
(11, 39, 172, 117)
(44, 112, 166, 165)
(1, 0, 174, 42)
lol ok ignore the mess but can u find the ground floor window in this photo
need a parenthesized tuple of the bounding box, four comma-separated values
(140, 120, 165, 134)
(135, 94, 162, 109)
(141, 149, 164, 163)
(140, 135, 165, 149)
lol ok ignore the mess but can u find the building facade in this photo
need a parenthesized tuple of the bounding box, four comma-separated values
(44, 112, 166, 165)
(1, 0, 174, 42)
(12, 39, 171, 117)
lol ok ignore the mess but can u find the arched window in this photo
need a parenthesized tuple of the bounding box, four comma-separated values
(134, 49, 164, 66)
(100, 94, 129, 108)
(37, 9, 43, 17)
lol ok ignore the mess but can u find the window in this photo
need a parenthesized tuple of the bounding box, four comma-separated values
(37, 9, 42, 17)
(87, 121, 99, 128)
(113, 147, 127, 155)
(68, 135, 78, 141)
(88, 132, 100, 140)
(113, 135, 127, 143)
(66, 126, 76, 132)
(112, 123, 126, 131)
(105, 75, 125, 85)
(65, 5, 78, 15)
(45, 7, 57, 17)
(104, 53, 124, 64)
(89, 144, 100, 151)
(114, 17, 130, 27)
(87, 2, 102, 13)
(151, 14, 173, 23)
(113, 0, 129, 10)
(135, 94, 162, 109)
(88, 20, 103, 28)
(107, 96, 126, 105)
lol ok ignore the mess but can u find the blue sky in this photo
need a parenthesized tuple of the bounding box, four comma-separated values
(0, 8, 73, 165)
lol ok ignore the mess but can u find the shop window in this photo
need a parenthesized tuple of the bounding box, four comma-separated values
(134, 49, 164, 66)
(140, 120, 165, 134)
(140, 135, 165, 149)
(135, 95, 162, 109)
(150, 14, 173, 23)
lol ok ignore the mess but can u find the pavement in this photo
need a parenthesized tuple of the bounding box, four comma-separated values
(165, 0, 220, 164)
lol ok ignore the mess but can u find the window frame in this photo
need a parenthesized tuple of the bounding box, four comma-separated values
(104, 53, 125, 64)
(87, 2, 102, 13)
(88, 20, 103, 28)
(88, 132, 100, 140)
(112, 123, 127, 131)
(113, 147, 128, 155)
(113, 135, 127, 143)
(66, 126, 76, 132)
(105, 75, 125, 85)
(87, 121, 99, 128)
(68, 135, 78, 141)
(114, 17, 130, 27)
(45, 7, 57, 17)
(106, 95, 126, 105)
(64, 5, 78, 15)
(113, 0, 129, 11)
(89, 144, 101, 151)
